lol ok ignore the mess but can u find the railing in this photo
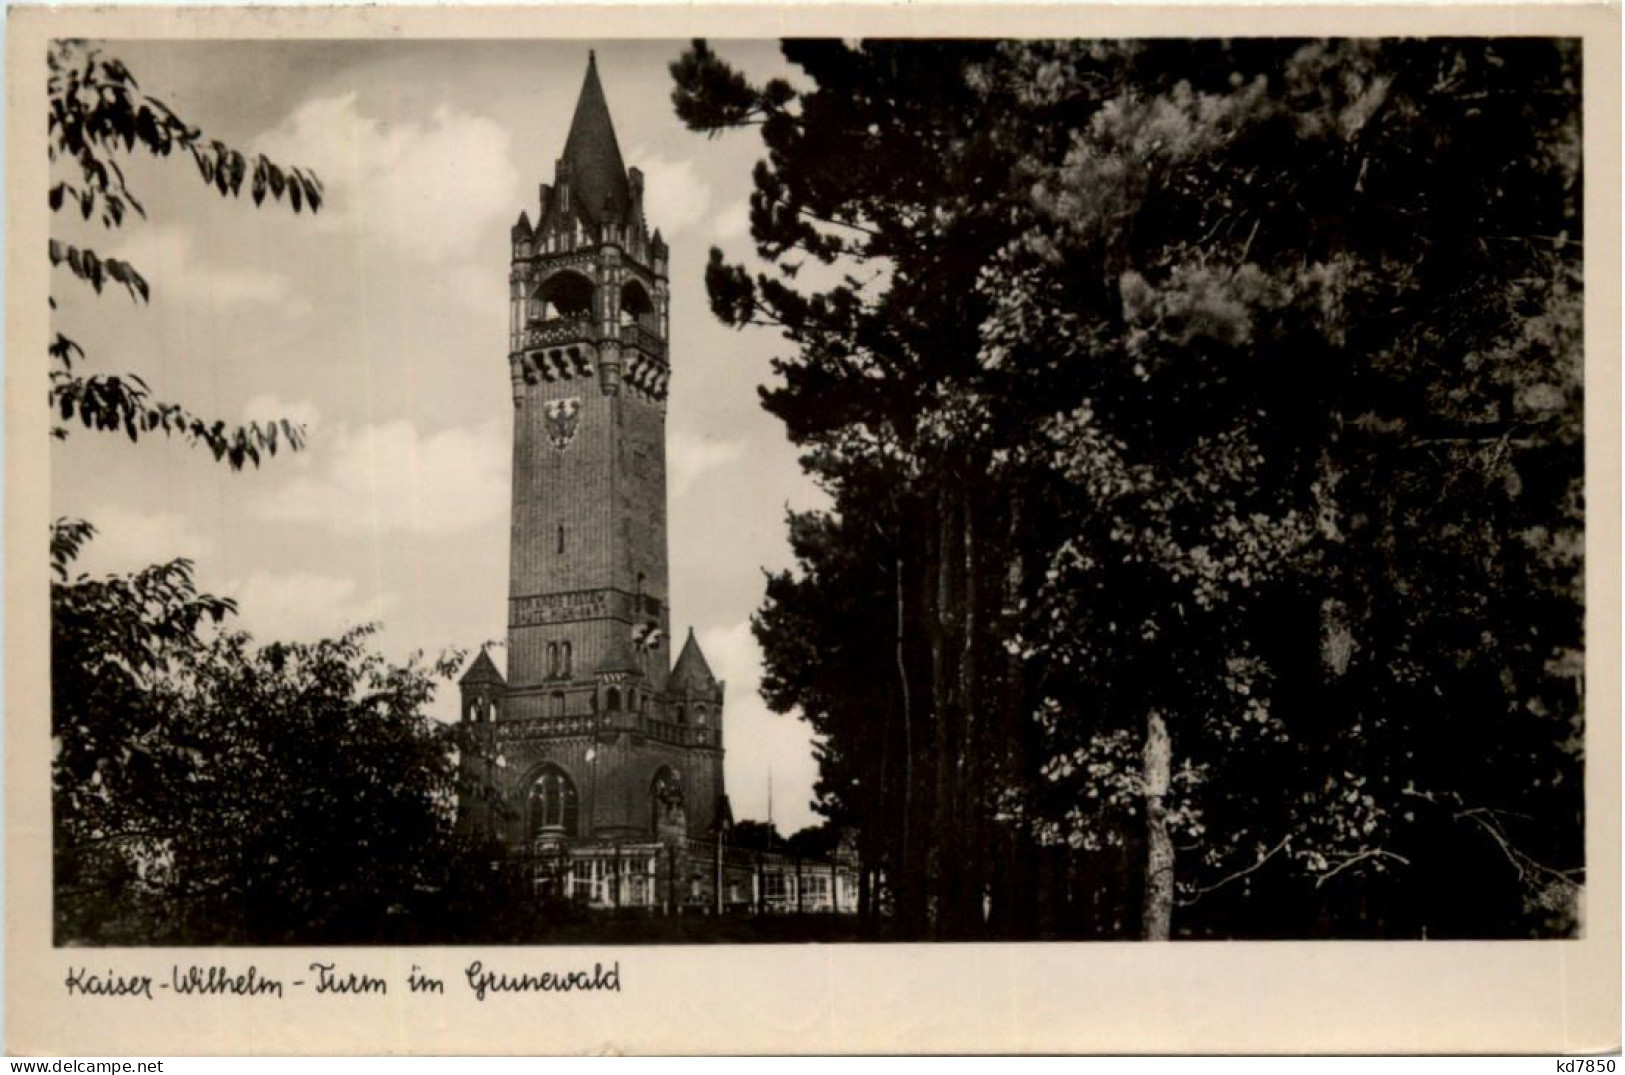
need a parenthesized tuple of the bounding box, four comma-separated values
(621, 322, 665, 359)
(494, 713, 597, 740)
(521, 317, 594, 350)
(637, 716, 712, 748)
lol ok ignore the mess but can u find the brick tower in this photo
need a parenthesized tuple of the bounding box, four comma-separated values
(459, 53, 727, 855)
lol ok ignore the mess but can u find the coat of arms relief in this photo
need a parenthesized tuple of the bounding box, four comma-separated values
(543, 397, 582, 450)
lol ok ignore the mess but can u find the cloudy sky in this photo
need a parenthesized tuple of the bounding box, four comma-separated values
(50, 39, 831, 834)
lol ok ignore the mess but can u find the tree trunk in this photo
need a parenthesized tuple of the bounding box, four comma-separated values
(992, 493, 1032, 937)
(928, 484, 961, 934)
(1141, 710, 1174, 941)
(957, 493, 983, 932)
(893, 553, 922, 934)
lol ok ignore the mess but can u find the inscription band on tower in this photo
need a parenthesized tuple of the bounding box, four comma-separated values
(509, 588, 660, 627)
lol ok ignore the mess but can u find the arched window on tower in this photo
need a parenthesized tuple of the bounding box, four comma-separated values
(561, 641, 572, 678)
(606, 687, 621, 712)
(533, 270, 595, 324)
(528, 765, 579, 841)
(618, 279, 656, 335)
(551, 691, 566, 718)
(547, 642, 559, 679)
(675, 705, 687, 725)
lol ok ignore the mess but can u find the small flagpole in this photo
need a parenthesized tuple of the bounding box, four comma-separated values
(768, 768, 774, 829)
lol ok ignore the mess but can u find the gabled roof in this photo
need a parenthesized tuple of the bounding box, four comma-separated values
(669, 628, 719, 696)
(459, 647, 506, 686)
(559, 51, 632, 226)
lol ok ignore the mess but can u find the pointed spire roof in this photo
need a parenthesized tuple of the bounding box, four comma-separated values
(559, 51, 631, 226)
(669, 628, 719, 695)
(459, 646, 506, 686)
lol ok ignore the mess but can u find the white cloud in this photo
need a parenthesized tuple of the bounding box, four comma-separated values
(224, 570, 385, 642)
(111, 226, 296, 311)
(700, 619, 821, 833)
(65, 507, 383, 642)
(253, 417, 508, 537)
(260, 93, 522, 265)
(631, 150, 713, 237)
(698, 619, 755, 699)
(713, 199, 751, 241)
(668, 429, 746, 497)
(71, 504, 213, 575)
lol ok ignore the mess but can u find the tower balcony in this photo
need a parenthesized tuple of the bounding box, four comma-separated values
(494, 713, 600, 741)
(514, 317, 665, 361)
(636, 715, 717, 749)
(621, 322, 666, 361)
(520, 316, 596, 351)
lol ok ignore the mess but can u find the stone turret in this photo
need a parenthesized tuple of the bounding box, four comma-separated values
(669, 628, 724, 737)
(458, 647, 506, 725)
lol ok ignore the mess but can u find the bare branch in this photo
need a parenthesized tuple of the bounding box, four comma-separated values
(1178, 835, 1290, 907)
(1315, 848, 1412, 888)
(1457, 806, 1584, 887)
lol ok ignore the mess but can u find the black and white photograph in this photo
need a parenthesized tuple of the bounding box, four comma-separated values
(40, 30, 1592, 944)
(11, 4, 1620, 1055)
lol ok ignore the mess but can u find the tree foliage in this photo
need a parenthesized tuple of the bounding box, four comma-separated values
(676, 39, 1028, 935)
(53, 524, 467, 944)
(754, 498, 923, 915)
(676, 38, 1583, 938)
(46, 47, 479, 946)
(992, 38, 1583, 938)
(48, 39, 321, 465)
